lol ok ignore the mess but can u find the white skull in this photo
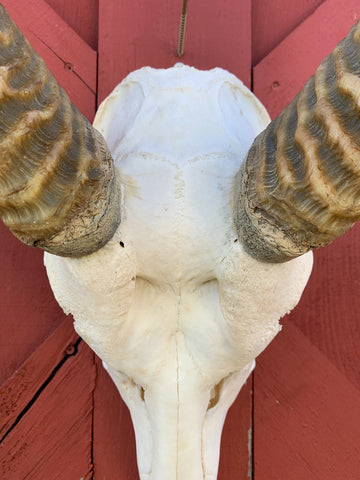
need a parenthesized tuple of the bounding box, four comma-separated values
(44, 65, 312, 480)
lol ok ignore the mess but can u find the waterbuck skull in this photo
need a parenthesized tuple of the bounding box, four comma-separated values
(1, 4, 360, 479)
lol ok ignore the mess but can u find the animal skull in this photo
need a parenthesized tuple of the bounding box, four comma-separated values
(1, 4, 360, 479)
(44, 65, 313, 479)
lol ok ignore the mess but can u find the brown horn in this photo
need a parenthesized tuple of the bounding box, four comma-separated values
(0, 5, 120, 257)
(233, 19, 360, 263)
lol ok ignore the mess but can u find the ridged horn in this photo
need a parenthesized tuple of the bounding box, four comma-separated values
(0, 5, 121, 257)
(233, 20, 360, 262)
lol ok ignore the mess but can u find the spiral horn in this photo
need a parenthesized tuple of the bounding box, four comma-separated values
(0, 5, 121, 257)
(233, 19, 360, 263)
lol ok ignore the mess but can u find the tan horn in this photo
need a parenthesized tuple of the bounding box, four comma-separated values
(233, 19, 360, 263)
(0, 5, 121, 257)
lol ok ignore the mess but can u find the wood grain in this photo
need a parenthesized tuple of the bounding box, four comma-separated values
(0, 318, 78, 440)
(45, 0, 98, 49)
(253, 0, 360, 118)
(0, 226, 65, 386)
(252, 0, 325, 65)
(254, 322, 360, 479)
(218, 377, 253, 480)
(252, 0, 360, 392)
(0, 0, 97, 388)
(2, 0, 97, 120)
(98, 0, 251, 103)
(0, 341, 95, 479)
(0, 2, 358, 479)
(93, 357, 139, 479)
(290, 225, 360, 390)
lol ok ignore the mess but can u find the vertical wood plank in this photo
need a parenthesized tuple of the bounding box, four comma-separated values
(93, 358, 139, 480)
(218, 379, 253, 480)
(98, 0, 251, 103)
(95, 0, 253, 477)
(254, 323, 360, 479)
(45, 0, 98, 49)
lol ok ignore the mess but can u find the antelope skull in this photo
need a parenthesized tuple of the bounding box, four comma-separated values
(1, 5, 360, 479)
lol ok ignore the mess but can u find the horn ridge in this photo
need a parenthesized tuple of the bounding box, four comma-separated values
(234, 20, 360, 262)
(0, 5, 120, 257)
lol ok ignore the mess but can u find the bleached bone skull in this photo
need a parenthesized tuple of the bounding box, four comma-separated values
(44, 66, 313, 479)
(1, 4, 360, 479)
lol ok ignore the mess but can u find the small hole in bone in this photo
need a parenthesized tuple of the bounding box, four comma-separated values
(140, 387, 145, 401)
(234, 238, 238, 243)
(119, 241, 125, 247)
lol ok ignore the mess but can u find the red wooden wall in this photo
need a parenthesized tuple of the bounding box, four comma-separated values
(0, 1, 359, 478)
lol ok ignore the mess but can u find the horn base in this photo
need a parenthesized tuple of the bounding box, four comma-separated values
(30, 169, 121, 257)
(233, 160, 307, 263)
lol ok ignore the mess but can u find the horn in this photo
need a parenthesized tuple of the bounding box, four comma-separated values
(0, 5, 120, 257)
(233, 20, 360, 263)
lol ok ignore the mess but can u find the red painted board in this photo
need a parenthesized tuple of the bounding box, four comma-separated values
(253, 0, 360, 118)
(254, 322, 360, 479)
(252, 0, 360, 390)
(289, 223, 360, 390)
(0, 1, 97, 386)
(0, 225, 65, 386)
(252, 0, 325, 65)
(98, 0, 251, 103)
(0, 341, 95, 479)
(0, 317, 78, 440)
(2, 0, 97, 120)
(93, 357, 139, 479)
(218, 377, 253, 480)
(45, 0, 98, 50)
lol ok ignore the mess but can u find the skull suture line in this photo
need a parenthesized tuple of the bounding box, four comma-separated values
(1, 4, 360, 479)
(44, 66, 313, 479)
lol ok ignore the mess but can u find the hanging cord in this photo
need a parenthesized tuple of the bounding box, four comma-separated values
(177, 0, 188, 57)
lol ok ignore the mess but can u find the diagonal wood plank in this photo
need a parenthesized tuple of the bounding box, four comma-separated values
(93, 357, 139, 479)
(0, 226, 65, 386)
(251, 0, 325, 65)
(0, 341, 95, 479)
(252, 0, 360, 391)
(0, 317, 78, 440)
(290, 224, 360, 390)
(2, 0, 97, 119)
(253, 0, 360, 118)
(254, 322, 360, 479)
(45, 0, 98, 49)
(0, 0, 97, 389)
